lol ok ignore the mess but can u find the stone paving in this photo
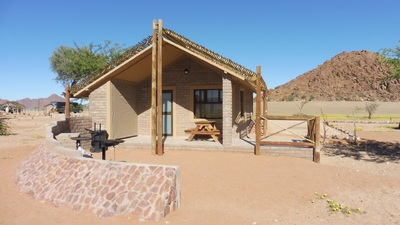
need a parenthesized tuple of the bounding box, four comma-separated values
(15, 146, 180, 221)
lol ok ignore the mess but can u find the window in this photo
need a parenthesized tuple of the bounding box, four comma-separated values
(194, 89, 222, 119)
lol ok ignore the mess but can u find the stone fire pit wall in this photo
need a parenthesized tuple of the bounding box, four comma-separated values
(15, 146, 180, 221)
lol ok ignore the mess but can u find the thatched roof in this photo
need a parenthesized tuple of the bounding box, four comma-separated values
(162, 29, 266, 89)
(71, 28, 266, 95)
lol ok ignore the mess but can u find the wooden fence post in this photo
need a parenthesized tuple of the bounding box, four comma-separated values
(313, 116, 321, 163)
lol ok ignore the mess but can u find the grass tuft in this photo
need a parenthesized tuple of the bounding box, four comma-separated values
(312, 192, 366, 215)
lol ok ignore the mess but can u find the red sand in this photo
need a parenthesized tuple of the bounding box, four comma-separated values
(0, 114, 399, 225)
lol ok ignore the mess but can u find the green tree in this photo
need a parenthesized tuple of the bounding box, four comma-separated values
(379, 41, 400, 79)
(49, 41, 125, 88)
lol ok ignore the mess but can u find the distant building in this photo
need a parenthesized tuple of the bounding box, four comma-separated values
(0, 102, 25, 114)
(50, 101, 81, 114)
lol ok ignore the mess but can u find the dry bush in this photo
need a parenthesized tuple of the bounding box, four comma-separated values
(0, 119, 10, 135)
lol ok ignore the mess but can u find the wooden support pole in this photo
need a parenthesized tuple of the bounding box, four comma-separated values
(65, 84, 71, 119)
(157, 19, 163, 155)
(151, 20, 157, 155)
(313, 116, 321, 163)
(255, 66, 261, 155)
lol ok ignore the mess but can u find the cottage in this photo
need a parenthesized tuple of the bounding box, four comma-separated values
(0, 102, 25, 114)
(72, 20, 267, 153)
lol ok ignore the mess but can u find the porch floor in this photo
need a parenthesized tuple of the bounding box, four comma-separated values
(116, 135, 314, 161)
(118, 135, 256, 152)
(107, 118, 316, 159)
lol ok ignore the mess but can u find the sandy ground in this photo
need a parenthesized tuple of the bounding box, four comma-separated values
(0, 112, 400, 225)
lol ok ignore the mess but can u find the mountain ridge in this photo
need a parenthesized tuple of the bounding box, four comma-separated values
(0, 94, 65, 110)
(268, 50, 400, 101)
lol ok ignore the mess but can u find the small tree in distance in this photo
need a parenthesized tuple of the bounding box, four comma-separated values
(296, 99, 310, 115)
(320, 109, 329, 144)
(365, 102, 380, 119)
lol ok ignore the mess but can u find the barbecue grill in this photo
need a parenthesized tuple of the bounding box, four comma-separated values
(71, 123, 124, 160)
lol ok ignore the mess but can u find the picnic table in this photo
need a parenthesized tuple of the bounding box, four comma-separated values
(185, 120, 221, 143)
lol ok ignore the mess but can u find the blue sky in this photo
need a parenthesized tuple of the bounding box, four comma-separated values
(1, 0, 399, 101)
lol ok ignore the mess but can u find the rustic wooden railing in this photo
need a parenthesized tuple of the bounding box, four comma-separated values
(254, 68, 320, 162)
(256, 115, 320, 162)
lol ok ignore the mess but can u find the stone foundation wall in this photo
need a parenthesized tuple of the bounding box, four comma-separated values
(52, 117, 93, 150)
(51, 119, 70, 135)
(69, 116, 93, 135)
(15, 146, 180, 221)
(261, 146, 314, 160)
(89, 84, 108, 130)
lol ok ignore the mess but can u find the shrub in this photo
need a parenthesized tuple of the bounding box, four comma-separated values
(0, 119, 10, 135)
(365, 102, 380, 119)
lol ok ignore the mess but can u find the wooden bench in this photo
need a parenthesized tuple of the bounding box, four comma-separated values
(185, 121, 221, 143)
(185, 130, 221, 135)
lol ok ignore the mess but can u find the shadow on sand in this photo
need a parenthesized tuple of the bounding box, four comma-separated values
(322, 140, 400, 163)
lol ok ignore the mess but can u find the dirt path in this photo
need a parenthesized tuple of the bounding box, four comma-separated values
(0, 114, 399, 225)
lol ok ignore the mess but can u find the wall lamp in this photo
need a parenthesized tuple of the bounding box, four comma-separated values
(184, 69, 190, 74)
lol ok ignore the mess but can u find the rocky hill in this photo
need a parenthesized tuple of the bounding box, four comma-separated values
(268, 50, 400, 101)
(0, 94, 65, 110)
